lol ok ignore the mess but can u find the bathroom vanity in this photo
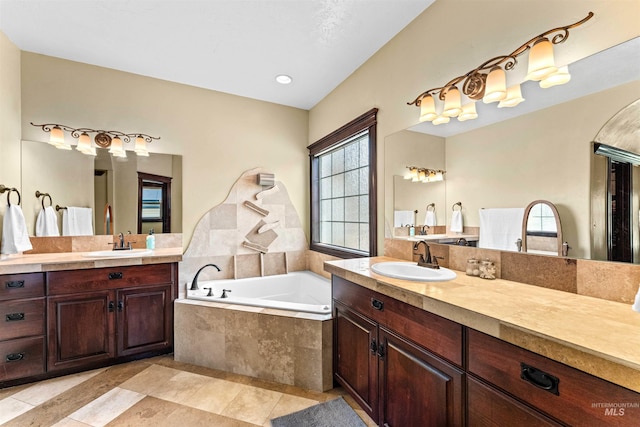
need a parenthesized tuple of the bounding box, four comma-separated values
(327, 257, 640, 426)
(0, 248, 181, 386)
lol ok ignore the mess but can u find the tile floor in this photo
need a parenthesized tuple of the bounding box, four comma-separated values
(0, 355, 376, 426)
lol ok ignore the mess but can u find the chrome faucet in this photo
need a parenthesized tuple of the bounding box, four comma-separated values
(419, 225, 430, 235)
(111, 232, 133, 250)
(413, 241, 440, 269)
(190, 263, 221, 290)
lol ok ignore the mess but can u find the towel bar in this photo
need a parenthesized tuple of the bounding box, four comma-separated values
(56, 205, 68, 211)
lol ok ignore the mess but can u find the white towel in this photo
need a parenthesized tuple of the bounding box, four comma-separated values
(424, 210, 437, 227)
(450, 210, 463, 233)
(1, 205, 33, 254)
(62, 207, 94, 236)
(35, 206, 60, 237)
(394, 210, 414, 227)
(479, 208, 525, 251)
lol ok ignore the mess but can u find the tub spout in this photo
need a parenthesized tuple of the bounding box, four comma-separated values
(190, 263, 221, 290)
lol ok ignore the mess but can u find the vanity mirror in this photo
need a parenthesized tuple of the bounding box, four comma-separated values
(521, 200, 564, 256)
(20, 140, 182, 237)
(386, 38, 640, 262)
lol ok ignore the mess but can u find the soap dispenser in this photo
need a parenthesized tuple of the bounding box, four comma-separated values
(146, 229, 155, 250)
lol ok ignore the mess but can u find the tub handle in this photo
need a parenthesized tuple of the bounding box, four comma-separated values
(221, 289, 232, 298)
(204, 287, 214, 297)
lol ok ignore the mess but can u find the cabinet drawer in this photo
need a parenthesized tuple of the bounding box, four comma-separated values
(0, 336, 46, 381)
(48, 263, 175, 295)
(0, 273, 45, 301)
(332, 276, 462, 366)
(467, 328, 640, 426)
(0, 298, 45, 340)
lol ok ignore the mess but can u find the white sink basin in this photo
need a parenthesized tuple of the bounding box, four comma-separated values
(370, 262, 456, 282)
(83, 249, 152, 258)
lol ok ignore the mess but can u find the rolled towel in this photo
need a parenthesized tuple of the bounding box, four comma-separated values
(424, 210, 437, 227)
(450, 210, 463, 233)
(1, 205, 33, 254)
(35, 206, 60, 237)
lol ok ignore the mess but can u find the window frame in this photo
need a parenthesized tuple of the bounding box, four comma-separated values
(308, 108, 378, 258)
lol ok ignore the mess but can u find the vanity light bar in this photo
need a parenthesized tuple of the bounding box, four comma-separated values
(404, 166, 445, 182)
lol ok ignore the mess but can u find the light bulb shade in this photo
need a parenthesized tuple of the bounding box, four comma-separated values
(526, 38, 557, 81)
(403, 170, 412, 180)
(135, 136, 149, 156)
(539, 65, 571, 88)
(109, 136, 124, 154)
(435, 171, 444, 181)
(432, 115, 450, 125)
(115, 149, 127, 158)
(84, 146, 97, 156)
(76, 132, 92, 153)
(418, 169, 426, 182)
(458, 102, 478, 122)
(418, 95, 437, 122)
(498, 84, 525, 108)
(49, 126, 65, 147)
(442, 87, 462, 117)
(483, 66, 507, 103)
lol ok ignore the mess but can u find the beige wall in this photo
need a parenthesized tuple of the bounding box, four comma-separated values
(0, 32, 22, 239)
(19, 52, 309, 247)
(309, 0, 640, 252)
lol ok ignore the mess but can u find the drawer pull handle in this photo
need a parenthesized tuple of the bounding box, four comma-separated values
(371, 298, 384, 311)
(520, 362, 560, 395)
(5, 280, 25, 288)
(117, 301, 124, 312)
(6, 352, 25, 362)
(108, 301, 115, 312)
(5, 312, 25, 321)
(108, 272, 123, 280)
(377, 343, 385, 359)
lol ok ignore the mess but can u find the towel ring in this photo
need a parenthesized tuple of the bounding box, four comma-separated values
(55, 205, 68, 212)
(452, 202, 462, 211)
(426, 203, 435, 212)
(35, 191, 53, 209)
(1, 185, 21, 207)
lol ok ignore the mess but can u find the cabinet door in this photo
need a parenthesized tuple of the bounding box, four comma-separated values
(116, 284, 173, 357)
(334, 301, 379, 423)
(379, 328, 464, 427)
(47, 291, 115, 371)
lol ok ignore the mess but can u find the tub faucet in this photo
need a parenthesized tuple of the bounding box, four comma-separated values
(190, 263, 221, 290)
(413, 241, 440, 269)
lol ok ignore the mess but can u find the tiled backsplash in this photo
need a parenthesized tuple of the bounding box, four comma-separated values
(25, 233, 182, 254)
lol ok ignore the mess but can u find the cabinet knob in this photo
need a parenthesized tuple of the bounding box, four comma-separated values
(108, 301, 115, 312)
(117, 301, 124, 312)
(370, 339, 378, 354)
(371, 298, 384, 311)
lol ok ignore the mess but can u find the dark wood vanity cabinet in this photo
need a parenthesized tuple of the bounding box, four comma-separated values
(333, 276, 464, 426)
(0, 273, 46, 382)
(47, 263, 176, 372)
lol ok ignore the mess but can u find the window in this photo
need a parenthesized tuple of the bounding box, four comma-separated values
(308, 108, 377, 258)
(137, 172, 172, 234)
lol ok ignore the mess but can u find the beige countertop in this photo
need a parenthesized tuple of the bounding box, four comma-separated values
(0, 247, 183, 274)
(325, 256, 640, 393)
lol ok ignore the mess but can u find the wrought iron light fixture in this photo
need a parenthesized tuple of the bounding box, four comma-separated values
(404, 166, 445, 183)
(407, 12, 594, 125)
(30, 122, 160, 157)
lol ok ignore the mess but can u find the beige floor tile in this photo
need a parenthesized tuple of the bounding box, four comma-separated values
(263, 394, 319, 426)
(148, 370, 213, 404)
(119, 364, 182, 395)
(221, 386, 283, 425)
(12, 368, 105, 406)
(0, 397, 35, 424)
(67, 387, 145, 427)
(51, 417, 93, 427)
(182, 377, 250, 414)
(105, 396, 180, 427)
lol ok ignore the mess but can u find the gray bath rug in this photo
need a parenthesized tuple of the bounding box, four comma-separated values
(270, 396, 366, 427)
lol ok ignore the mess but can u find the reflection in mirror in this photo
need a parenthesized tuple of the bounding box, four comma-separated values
(522, 200, 563, 256)
(21, 140, 182, 236)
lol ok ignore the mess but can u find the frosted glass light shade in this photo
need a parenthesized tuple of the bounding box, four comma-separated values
(442, 87, 462, 117)
(540, 65, 571, 88)
(76, 132, 92, 153)
(419, 95, 437, 122)
(498, 84, 525, 108)
(526, 38, 557, 81)
(49, 126, 65, 147)
(458, 102, 478, 121)
(435, 171, 444, 181)
(483, 66, 507, 103)
(432, 115, 450, 125)
(109, 136, 124, 155)
(134, 136, 149, 156)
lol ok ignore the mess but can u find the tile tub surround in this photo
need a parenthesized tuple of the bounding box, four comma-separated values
(174, 299, 333, 392)
(384, 237, 640, 304)
(325, 256, 640, 394)
(179, 168, 308, 287)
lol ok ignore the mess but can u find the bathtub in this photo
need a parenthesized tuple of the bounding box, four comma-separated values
(186, 270, 332, 315)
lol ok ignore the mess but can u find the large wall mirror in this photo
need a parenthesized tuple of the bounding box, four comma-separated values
(21, 140, 182, 237)
(385, 38, 640, 263)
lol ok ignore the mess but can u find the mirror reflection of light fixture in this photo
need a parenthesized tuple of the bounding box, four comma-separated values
(404, 166, 446, 183)
(30, 122, 160, 156)
(458, 102, 478, 122)
(498, 84, 525, 108)
(407, 12, 593, 124)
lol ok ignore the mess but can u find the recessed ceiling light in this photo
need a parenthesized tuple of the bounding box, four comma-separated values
(275, 74, 292, 84)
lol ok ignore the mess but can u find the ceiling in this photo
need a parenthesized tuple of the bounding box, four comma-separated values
(0, 0, 433, 110)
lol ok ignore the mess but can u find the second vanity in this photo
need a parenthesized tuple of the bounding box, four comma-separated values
(326, 256, 640, 426)
(0, 248, 182, 387)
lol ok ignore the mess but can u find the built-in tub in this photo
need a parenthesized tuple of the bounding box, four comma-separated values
(176, 270, 334, 391)
(186, 270, 331, 315)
